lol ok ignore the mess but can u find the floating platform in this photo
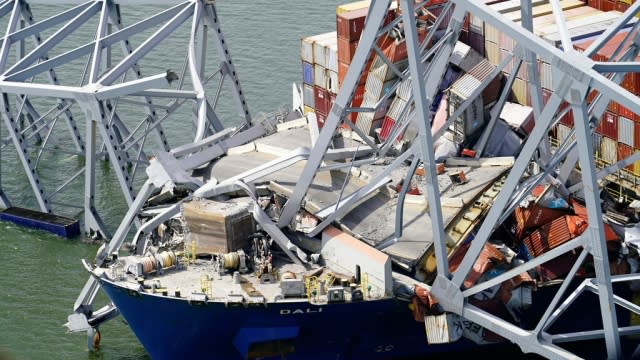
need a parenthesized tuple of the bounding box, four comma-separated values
(0, 207, 80, 238)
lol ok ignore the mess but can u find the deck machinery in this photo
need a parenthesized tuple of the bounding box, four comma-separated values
(0, 0, 637, 359)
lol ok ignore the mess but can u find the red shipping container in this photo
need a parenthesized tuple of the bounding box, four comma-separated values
(614, 0, 630, 12)
(559, 109, 574, 127)
(601, 0, 615, 11)
(336, 8, 367, 41)
(315, 110, 327, 129)
(636, 122, 640, 150)
(513, 204, 570, 240)
(586, 89, 598, 104)
(619, 105, 635, 120)
(587, 0, 600, 9)
(379, 116, 406, 141)
(597, 111, 618, 139)
(618, 143, 635, 171)
(314, 85, 331, 115)
(542, 88, 552, 105)
(608, 100, 619, 115)
(337, 37, 359, 64)
(522, 215, 587, 257)
(338, 60, 369, 89)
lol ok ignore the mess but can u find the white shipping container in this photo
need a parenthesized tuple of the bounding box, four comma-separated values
(600, 136, 617, 165)
(314, 64, 327, 88)
(539, 60, 552, 90)
(387, 97, 408, 121)
(313, 32, 337, 68)
(396, 78, 412, 101)
(556, 124, 573, 144)
(301, 36, 315, 64)
(619, 116, 634, 147)
(326, 37, 338, 73)
(303, 83, 315, 108)
(592, 133, 602, 159)
(327, 70, 339, 94)
(543, 14, 638, 49)
(301, 32, 332, 64)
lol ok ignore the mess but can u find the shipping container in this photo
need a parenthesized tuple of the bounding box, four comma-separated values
(468, 59, 503, 104)
(484, 40, 499, 66)
(364, 71, 398, 100)
(556, 124, 573, 144)
(314, 85, 331, 115)
(619, 105, 635, 120)
(511, 77, 530, 106)
(618, 142, 635, 171)
(597, 111, 618, 140)
(314, 63, 328, 88)
(302, 61, 314, 85)
(538, 60, 552, 90)
(346, 84, 366, 123)
(543, 12, 638, 50)
(336, 7, 367, 41)
(593, 133, 602, 159)
(559, 108, 574, 127)
(303, 83, 315, 109)
(316, 110, 327, 129)
(619, 115, 634, 147)
(386, 96, 408, 121)
(379, 116, 405, 141)
(513, 204, 570, 240)
(496, 101, 535, 136)
(467, 30, 485, 56)
(337, 36, 359, 64)
(601, 135, 617, 165)
(313, 32, 337, 71)
(448, 74, 485, 143)
(636, 122, 640, 150)
(635, 150, 640, 176)
(327, 70, 339, 94)
(301, 33, 327, 64)
(522, 215, 587, 257)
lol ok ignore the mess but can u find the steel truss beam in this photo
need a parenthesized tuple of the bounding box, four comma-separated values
(0, 0, 250, 237)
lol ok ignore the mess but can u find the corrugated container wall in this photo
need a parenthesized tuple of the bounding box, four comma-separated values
(618, 116, 634, 147)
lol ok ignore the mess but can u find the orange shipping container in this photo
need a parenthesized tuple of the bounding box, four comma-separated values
(522, 215, 587, 257)
(513, 204, 570, 240)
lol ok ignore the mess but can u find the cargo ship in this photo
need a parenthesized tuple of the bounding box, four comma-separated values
(66, 0, 640, 359)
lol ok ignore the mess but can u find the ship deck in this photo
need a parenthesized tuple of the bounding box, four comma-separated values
(206, 124, 511, 268)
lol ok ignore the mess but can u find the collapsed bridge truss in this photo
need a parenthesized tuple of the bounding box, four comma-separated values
(0, 0, 639, 359)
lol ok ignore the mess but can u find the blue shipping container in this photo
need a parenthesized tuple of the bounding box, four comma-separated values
(302, 61, 314, 85)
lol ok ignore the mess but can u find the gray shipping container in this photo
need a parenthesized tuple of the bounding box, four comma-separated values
(618, 116, 634, 147)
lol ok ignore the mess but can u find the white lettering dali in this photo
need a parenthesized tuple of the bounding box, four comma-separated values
(280, 308, 323, 315)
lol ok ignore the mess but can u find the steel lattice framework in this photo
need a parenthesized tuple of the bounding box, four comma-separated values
(0, 0, 250, 238)
(0, 0, 635, 359)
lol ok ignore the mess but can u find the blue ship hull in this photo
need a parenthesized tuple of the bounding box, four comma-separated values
(98, 277, 487, 360)
(98, 275, 639, 360)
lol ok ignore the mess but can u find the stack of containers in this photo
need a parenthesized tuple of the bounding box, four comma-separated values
(336, 4, 371, 125)
(300, 31, 339, 128)
(379, 77, 412, 141)
(567, 30, 640, 177)
(483, 0, 586, 107)
(355, 49, 408, 136)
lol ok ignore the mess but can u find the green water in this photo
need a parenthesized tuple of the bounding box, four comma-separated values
(0, 1, 344, 359)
